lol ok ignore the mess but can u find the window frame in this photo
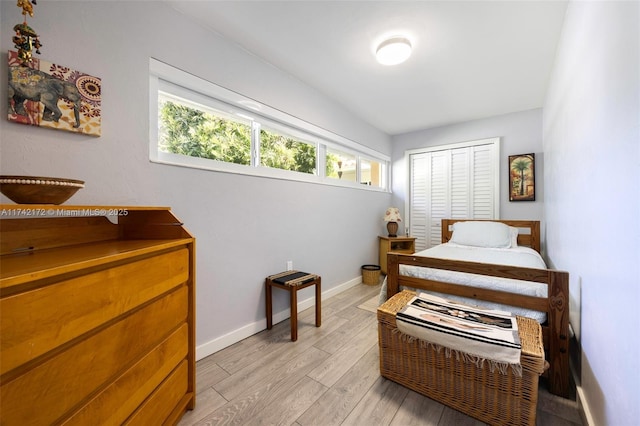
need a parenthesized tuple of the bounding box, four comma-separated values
(325, 145, 358, 183)
(158, 89, 254, 167)
(149, 58, 390, 191)
(359, 155, 386, 187)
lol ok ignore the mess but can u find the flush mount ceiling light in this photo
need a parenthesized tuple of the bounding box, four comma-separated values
(376, 36, 412, 66)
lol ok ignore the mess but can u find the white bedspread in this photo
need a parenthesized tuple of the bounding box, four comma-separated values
(380, 243, 549, 323)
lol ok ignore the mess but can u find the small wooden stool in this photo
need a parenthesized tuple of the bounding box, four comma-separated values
(266, 270, 321, 341)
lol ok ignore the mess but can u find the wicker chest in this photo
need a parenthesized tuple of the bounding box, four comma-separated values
(377, 291, 546, 426)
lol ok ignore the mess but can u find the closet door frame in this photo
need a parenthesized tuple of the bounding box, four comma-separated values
(405, 137, 501, 250)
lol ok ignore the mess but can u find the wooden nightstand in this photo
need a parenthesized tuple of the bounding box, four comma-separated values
(378, 236, 416, 274)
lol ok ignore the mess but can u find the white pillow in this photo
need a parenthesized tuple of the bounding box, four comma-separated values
(450, 221, 512, 248)
(509, 226, 519, 247)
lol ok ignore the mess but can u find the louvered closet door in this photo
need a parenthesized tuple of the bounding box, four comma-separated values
(409, 153, 429, 251)
(470, 144, 496, 218)
(409, 141, 498, 250)
(410, 150, 449, 251)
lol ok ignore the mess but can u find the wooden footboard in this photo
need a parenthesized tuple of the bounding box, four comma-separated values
(386, 252, 570, 398)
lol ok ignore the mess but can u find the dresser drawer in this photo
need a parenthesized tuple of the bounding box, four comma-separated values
(0, 286, 188, 426)
(125, 360, 190, 426)
(1, 248, 189, 376)
(62, 324, 189, 425)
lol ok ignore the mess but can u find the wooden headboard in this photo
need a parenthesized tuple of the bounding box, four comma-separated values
(441, 219, 541, 253)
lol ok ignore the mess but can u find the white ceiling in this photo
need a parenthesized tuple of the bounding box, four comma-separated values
(166, 1, 568, 136)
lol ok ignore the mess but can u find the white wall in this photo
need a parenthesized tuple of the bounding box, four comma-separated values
(0, 1, 391, 357)
(543, 1, 639, 424)
(391, 108, 545, 229)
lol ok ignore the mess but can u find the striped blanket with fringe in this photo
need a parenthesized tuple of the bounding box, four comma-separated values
(396, 292, 522, 375)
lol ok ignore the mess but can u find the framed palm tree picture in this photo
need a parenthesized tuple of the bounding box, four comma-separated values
(509, 153, 535, 201)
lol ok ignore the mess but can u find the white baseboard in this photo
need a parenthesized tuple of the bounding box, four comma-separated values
(195, 275, 362, 361)
(576, 385, 595, 426)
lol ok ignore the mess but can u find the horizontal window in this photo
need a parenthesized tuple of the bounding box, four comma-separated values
(361, 157, 384, 187)
(149, 58, 389, 191)
(159, 92, 251, 165)
(326, 148, 356, 183)
(259, 125, 317, 175)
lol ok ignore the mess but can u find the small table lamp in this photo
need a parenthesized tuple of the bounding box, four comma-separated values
(383, 207, 402, 237)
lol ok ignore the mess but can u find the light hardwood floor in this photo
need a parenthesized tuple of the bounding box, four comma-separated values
(179, 283, 583, 426)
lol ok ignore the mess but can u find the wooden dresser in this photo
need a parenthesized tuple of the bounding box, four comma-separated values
(0, 205, 195, 425)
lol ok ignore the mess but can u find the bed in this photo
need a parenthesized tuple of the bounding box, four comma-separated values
(383, 219, 570, 398)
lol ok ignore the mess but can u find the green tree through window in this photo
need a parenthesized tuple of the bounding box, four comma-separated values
(260, 128, 316, 174)
(159, 99, 251, 165)
(151, 60, 389, 189)
(159, 97, 317, 173)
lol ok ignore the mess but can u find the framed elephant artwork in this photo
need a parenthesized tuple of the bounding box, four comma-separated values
(7, 50, 101, 136)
